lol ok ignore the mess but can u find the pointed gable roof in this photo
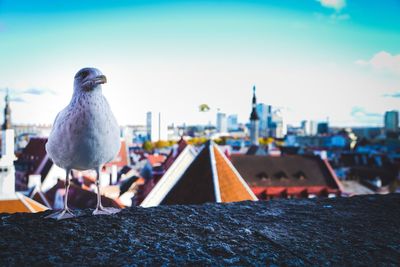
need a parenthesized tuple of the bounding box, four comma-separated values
(141, 141, 257, 207)
(163, 137, 188, 171)
(140, 143, 198, 207)
(161, 143, 216, 205)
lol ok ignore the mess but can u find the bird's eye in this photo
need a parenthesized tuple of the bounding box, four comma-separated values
(80, 71, 90, 79)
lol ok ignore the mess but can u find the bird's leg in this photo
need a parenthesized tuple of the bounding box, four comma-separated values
(93, 167, 120, 215)
(45, 169, 75, 220)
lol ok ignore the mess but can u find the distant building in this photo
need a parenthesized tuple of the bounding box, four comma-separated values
(317, 122, 329, 135)
(256, 103, 273, 137)
(309, 120, 318, 136)
(14, 124, 52, 151)
(0, 94, 47, 214)
(216, 112, 227, 133)
(146, 111, 168, 141)
(14, 138, 66, 192)
(227, 114, 238, 131)
(384, 111, 399, 132)
(146, 112, 152, 141)
(351, 127, 383, 140)
(249, 86, 259, 145)
(0, 129, 17, 198)
(339, 152, 398, 194)
(0, 91, 17, 197)
(301, 120, 308, 136)
(271, 110, 285, 138)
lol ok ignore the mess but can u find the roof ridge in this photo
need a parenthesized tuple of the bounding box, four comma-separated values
(209, 141, 221, 203)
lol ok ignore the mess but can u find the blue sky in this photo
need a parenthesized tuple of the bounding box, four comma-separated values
(0, 0, 399, 127)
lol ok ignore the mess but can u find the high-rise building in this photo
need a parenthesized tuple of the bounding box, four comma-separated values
(146, 111, 152, 141)
(249, 86, 259, 145)
(227, 114, 238, 131)
(146, 111, 168, 141)
(384, 111, 399, 132)
(256, 103, 273, 137)
(272, 111, 284, 138)
(216, 112, 227, 133)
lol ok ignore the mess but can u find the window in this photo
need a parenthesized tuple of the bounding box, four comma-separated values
(274, 171, 288, 180)
(256, 171, 268, 180)
(293, 171, 306, 180)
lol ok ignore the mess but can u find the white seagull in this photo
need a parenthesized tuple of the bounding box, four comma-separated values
(45, 67, 121, 220)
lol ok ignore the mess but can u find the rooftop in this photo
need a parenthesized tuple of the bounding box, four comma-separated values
(1, 194, 399, 266)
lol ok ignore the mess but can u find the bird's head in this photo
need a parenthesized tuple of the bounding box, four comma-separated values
(74, 67, 107, 92)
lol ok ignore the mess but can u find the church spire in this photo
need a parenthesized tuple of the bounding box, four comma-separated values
(249, 85, 260, 145)
(250, 85, 259, 121)
(2, 89, 11, 130)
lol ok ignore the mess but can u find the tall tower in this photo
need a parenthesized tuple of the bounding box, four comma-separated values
(0, 90, 16, 197)
(146, 111, 152, 141)
(249, 86, 259, 145)
(2, 89, 11, 130)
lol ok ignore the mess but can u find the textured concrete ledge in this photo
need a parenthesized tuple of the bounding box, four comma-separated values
(1, 194, 400, 266)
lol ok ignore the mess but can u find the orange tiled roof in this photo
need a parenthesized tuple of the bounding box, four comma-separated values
(213, 147, 256, 202)
(0, 194, 49, 214)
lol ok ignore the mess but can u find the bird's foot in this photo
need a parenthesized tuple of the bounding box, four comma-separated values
(45, 208, 75, 220)
(93, 207, 121, 216)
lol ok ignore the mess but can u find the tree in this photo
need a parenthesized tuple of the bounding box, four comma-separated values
(143, 141, 154, 152)
(154, 140, 170, 149)
(199, 104, 210, 112)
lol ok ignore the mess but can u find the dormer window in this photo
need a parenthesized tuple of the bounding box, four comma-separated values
(293, 171, 306, 180)
(274, 171, 288, 180)
(256, 171, 268, 180)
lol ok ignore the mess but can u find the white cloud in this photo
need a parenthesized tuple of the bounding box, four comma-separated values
(317, 0, 346, 11)
(330, 13, 350, 21)
(356, 51, 400, 76)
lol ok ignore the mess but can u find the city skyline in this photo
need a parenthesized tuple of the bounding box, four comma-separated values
(0, 0, 399, 127)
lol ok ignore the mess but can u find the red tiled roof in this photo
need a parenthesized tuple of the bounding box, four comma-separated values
(251, 185, 340, 199)
(231, 154, 342, 190)
(105, 141, 128, 168)
(45, 180, 124, 209)
(147, 154, 166, 167)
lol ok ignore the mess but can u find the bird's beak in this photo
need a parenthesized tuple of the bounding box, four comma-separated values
(93, 75, 107, 85)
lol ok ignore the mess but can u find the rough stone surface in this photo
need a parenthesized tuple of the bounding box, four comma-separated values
(1, 194, 400, 266)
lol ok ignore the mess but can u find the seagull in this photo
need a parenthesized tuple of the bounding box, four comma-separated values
(45, 67, 121, 220)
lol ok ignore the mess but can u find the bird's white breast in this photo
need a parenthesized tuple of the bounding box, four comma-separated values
(46, 92, 120, 170)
